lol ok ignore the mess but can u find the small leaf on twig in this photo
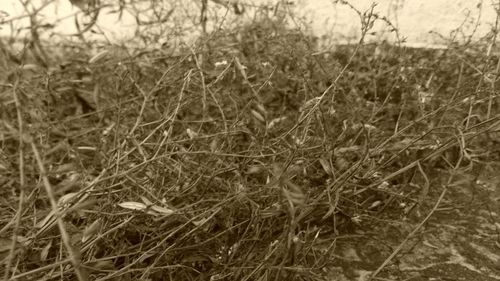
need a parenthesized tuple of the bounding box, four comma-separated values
(150, 205, 174, 215)
(82, 219, 101, 243)
(118, 201, 147, 211)
(234, 57, 248, 80)
(40, 240, 52, 261)
(251, 109, 265, 123)
(319, 158, 333, 176)
(89, 50, 109, 64)
(186, 128, 198, 139)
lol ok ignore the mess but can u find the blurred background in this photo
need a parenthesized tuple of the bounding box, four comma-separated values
(1, 0, 498, 48)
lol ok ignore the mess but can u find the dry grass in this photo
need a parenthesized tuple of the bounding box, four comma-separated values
(1, 9, 500, 281)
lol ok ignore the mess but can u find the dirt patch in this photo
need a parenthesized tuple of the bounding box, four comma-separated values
(327, 165, 500, 280)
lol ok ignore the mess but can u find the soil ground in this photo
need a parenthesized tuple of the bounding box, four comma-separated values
(326, 164, 500, 281)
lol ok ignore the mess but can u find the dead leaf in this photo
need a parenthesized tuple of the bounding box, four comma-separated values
(118, 201, 147, 211)
(82, 219, 101, 243)
(234, 57, 248, 80)
(267, 117, 287, 129)
(368, 200, 382, 210)
(150, 205, 174, 216)
(246, 165, 262, 175)
(251, 109, 265, 123)
(140, 196, 153, 206)
(58, 192, 78, 206)
(319, 158, 333, 176)
(186, 128, 198, 139)
(40, 240, 52, 261)
(88, 50, 109, 64)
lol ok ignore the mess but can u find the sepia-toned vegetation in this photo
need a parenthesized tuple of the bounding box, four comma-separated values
(1, 1, 499, 280)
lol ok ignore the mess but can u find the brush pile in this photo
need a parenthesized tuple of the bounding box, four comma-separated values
(1, 11, 499, 281)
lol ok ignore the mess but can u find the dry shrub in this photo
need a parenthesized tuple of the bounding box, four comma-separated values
(1, 4, 499, 281)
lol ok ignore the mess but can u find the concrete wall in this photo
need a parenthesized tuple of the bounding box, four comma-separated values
(0, 0, 498, 48)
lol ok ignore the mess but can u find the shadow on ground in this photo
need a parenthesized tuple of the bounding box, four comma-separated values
(326, 164, 500, 281)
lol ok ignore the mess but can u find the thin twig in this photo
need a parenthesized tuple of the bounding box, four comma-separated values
(29, 142, 88, 281)
(368, 187, 448, 280)
(3, 77, 25, 281)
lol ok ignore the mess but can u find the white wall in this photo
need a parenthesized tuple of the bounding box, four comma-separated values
(0, 0, 498, 48)
(297, 0, 498, 48)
